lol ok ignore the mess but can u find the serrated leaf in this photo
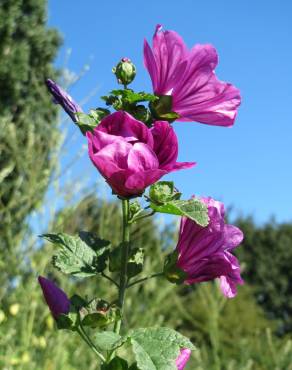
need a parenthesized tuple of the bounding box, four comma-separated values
(94, 331, 124, 351)
(42, 232, 110, 277)
(150, 199, 209, 227)
(109, 245, 144, 278)
(128, 327, 194, 370)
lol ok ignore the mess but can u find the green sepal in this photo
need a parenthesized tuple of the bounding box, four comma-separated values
(75, 109, 110, 134)
(150, 198, 209, 227)
(149, 181, 181, 204)
(127, 248, 144, 278)
(149, 95, 179, 122)
(109, 245, 144, 278)
(42, 231, 111, 277)
(70, 294, 87, 310)
(80, 299, 119, 329)
(163, 251, 188, 284)
(89, 108, 110, 121)
(55, 313, 74, 330)
(101, 356, 129, 370)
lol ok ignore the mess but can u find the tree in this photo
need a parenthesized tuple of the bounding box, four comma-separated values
(0, 0, 61, 255)
(235, 217, 292, 334)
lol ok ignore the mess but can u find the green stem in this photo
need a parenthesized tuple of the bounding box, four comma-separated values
(127, 272, 164, 288)
(114, 198, 131, 334)
(77, 327, 106, 363)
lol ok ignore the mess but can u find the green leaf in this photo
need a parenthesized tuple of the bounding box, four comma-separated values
(94, 331, 124, 351)
(109, 245, 144, 278)
(150, 199, 209, 227)
(42, 232, 110, 277)
(129, 327, 194, 370)
(101, 356, 129, 370)
(110, 89, 158, 104)
(75, 112, 97, 133)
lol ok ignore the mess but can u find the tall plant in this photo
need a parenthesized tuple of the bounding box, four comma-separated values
(39, 25, 243, 369)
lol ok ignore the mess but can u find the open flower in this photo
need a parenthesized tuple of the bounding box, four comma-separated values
(46, 79, 82, 122)
(176, 348, 191, 370)
(144, 25, 241, 127)
(38, 276, 70, 319)
(87, 110, 195, 198)
(166, 197, 244, 298)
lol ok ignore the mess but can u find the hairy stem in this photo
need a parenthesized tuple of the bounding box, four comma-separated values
(114, 198, 130, 334)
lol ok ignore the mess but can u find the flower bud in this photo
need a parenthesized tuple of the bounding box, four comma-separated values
(38, 276, 70, 319)
(113, 58, 136, 86)
(46, 79, 82, 122)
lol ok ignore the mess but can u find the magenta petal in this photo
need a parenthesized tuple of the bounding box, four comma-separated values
(38, 276, 70, 319)
(224, 225, 244, 250)
(97, 111, 153, 146)
(87, 111, 194, 198)
(144, 26, 241, 127)
(173, 44, 218, 101)
(151, 121, 178, 170)
(176, 348, 191, 370)
(171, 161, 196, 172)
(125, 169, 166, 192)
(127, 143, 159, 172)
(89, 141, 131, 178)
(174, 196, 244, 298)
(144, 39, 159, 93)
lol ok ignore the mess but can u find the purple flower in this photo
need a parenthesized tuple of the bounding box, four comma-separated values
(173, 197, 244, 298)
(46, 79, 82, 122)
(176, 348, 191, 370)
(144, 25, 241, 127)
(38, 276, 70, 319)
(87, 110, 195, 198)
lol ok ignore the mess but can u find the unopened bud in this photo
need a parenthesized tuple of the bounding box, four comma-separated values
(113, 58, 136, 86)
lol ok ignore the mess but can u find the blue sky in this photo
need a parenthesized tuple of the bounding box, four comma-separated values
(47, 0, 292, 224)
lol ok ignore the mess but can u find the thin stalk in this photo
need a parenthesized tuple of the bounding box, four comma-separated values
(129, 210, 156, 224)
(127, 272, 164, 288)
(114, 198, 130, 334)
(77, 327, 106, 363)
(101, 272, 119, 288)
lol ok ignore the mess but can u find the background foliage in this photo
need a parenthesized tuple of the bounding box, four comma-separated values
(0, 1, 291, 369)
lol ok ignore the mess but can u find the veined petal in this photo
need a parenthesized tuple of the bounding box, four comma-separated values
(148, 25, 188, 94)
(173, 44, 218, 101)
